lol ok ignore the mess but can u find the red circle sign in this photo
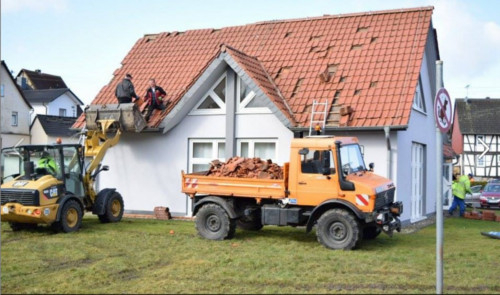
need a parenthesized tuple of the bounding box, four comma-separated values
(434, 88, 452, 133)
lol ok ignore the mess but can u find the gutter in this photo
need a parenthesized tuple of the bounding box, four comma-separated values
(290, 125, 408, 133)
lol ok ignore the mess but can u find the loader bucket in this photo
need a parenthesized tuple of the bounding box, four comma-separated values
(85, 103, 147, 132)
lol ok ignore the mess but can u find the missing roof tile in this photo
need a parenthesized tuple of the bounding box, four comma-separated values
(291, 78, 304, 98)
(340, 76, 347, 83)
(357, 27, 369, 33)
(212, 29, 221, 34)
(275, 66, 292, 80)
(351, 44, 363, 51)
(334, 90, 342, 99)
(284, 32, 293, 38)
(328, 64, 339, 75)
(144, 34, 158, 42)
(370, 37, 378, 43)
(354, 89, 362, 95)
(370, 81, 378, 88)
(310, 46, 319, 53)
(309, 35, 323, 41)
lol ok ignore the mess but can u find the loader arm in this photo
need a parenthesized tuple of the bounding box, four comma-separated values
(83, 119, 122, 203)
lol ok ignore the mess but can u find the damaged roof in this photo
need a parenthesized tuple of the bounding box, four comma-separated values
(74, 7, 435, 130)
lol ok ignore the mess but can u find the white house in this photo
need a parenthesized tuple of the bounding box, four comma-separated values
(23, 88, 83, 123)
(1, 61, 32, 149)
(75, 7, 441, 226)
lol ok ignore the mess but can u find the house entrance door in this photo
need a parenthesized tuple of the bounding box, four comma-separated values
(411, 143, 426, 222)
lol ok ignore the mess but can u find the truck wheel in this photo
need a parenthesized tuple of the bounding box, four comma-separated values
(98, 192, 124, 223)
(237, 211, 263, 231)
(195, 203, 236, 240)
(316, 208, 360, 250)
(9, 222, 37, 231)
(53, 200, 83, 233)
(362, 225, 382, 240)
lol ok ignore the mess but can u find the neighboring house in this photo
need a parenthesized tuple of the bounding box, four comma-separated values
(16, 68, 67, 90)
(30, 115, 80, 145)
(1, 61, 32, 149)
(74, 7, 441, 225)
(451, 98, 500, 179)
(23, 88, 83, 122)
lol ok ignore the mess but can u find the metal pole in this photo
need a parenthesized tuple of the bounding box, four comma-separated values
(435, 60, 444, 294)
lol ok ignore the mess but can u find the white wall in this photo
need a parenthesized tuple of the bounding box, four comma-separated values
(47, 94, 79, 117)
(96, 111, 293, 216)
(1, 64, 31, 149)
(30, 120, 49, 145)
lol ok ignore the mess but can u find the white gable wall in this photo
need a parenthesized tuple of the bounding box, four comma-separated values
(1, 64, 31, 148)
(47, 94, 80, 117)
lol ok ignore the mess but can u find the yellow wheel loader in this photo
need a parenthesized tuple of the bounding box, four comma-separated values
(1, 103, 146, 232)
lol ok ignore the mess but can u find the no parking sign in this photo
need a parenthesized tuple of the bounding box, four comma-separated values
(434, 88, 452, 133)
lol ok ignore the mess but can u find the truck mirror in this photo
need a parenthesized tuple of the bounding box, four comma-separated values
(321, 151, 331, 175)
(299, 148, 309, 156)
(102, 165, 109, 171)
(369, 162, 374, 171)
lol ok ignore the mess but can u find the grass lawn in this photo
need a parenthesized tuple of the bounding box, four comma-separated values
(1, 215, 500, 294)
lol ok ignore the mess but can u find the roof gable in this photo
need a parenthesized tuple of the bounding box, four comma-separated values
(74, 6, 435, 130)
(454, 98, 500, 135)
(17, 69, 67, 90)
(1, 60, 32, 109)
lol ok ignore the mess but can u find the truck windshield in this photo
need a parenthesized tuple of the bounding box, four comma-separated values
(339, 144, 366, 174)
(1, 146, 62, 182)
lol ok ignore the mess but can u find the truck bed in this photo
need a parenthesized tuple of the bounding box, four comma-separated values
(181, 163, 289, 199)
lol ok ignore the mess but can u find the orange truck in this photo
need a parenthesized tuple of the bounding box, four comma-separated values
(181, 136, 402, 250)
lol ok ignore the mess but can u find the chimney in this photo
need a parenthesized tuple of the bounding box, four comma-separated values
(35, 69, 41, 73)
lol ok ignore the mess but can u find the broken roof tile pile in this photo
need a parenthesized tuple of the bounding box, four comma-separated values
(75, 7, 433, 129)
(207, 157, 284, 179)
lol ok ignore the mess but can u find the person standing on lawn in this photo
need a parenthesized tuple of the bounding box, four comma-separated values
(448, 173, 473, 217)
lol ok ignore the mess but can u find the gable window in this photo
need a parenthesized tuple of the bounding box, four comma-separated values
(59, 108, 67, 116)
(1, 84, 4, 97)
(189, 139, 225, 172)
(191, 74, 226, 115)
(237, 77, 271, 113)
(237, 139, 277, 162)
(11, 112, 18, 126)
(412, 80, 426, 113)
(476, 135, 485, 148)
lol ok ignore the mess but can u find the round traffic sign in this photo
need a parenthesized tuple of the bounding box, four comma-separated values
(434, 88, 452, 133)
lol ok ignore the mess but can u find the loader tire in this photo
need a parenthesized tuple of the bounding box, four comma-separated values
(195, 203, 236, 240)
(98, 192, 124, 223)
(362, 224, 382, 240)
(53, 200, 83, 233)
(9, 222, 37, 231)
(316, 208, 360, 250)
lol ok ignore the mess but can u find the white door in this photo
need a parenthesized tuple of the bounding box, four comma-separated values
(442, 162, 453, 210)
(411, 143, 426, 222)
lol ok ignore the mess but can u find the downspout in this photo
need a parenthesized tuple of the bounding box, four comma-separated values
(384, 126, 392, 179)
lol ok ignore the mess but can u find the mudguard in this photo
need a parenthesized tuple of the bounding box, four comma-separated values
(56, 194, 85, 222)
(193, 196, 240, 219)
(92, 188, 117, 215)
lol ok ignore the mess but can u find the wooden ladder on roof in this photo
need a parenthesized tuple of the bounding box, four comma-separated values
(308, 99, 329, 136)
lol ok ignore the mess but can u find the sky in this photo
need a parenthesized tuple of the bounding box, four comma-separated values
(2, 0, 500, 106)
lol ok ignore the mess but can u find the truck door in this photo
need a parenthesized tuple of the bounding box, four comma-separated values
(294, 148, 338, 206)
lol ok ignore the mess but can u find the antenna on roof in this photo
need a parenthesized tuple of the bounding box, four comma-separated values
(465, 84, 470, 103)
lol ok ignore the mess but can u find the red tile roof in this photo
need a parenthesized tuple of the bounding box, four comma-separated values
(74, 6, 434, 130)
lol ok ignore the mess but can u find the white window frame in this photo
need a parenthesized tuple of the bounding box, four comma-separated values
(11, 111, 18, 126)
(59, 108, 67, 117)
(188, 139, 226, 173)
(476, 135, 485, 148)
(476, 155, 485, 167)
(236, 77, 271, 114)
(190, 74, 227, 115)
(412, 80, 426, 113)
(236, 138, 277, 162)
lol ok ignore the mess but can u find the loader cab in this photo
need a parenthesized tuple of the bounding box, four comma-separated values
(1, 145, 85, 198)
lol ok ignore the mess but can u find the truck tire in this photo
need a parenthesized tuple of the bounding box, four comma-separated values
(195, 203, 236, 240)
(9, 222, 37, 231)
(316, 208, 360, 250)
(98, 192, 124, 223)
(362, 225, 382, 240)
(53, 200, 83, 233)
(237, 211, 263, 231)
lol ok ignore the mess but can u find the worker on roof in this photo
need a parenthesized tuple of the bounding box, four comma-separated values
(115, 73, 140, 104)
(144, 78, 168, 122)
